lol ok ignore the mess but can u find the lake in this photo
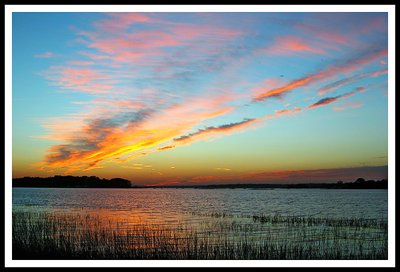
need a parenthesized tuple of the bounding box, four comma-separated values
(13, 188, 387, 219)
(12, 188, 388, 259)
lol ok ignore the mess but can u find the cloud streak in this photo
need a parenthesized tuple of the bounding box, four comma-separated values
(173, 118, 257, 143)
(263, 36, 327, 55)
(308, 91, 356, 109)
(318, 69, 387, 95)
(34, 51, 57, 58)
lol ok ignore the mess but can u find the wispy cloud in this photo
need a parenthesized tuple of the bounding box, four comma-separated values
(34, 51, 57, 58)
(318, 69, 387, 95)
(157, 145, 175, 151)
(332, 102, 364, 111)
(308, 92, 355, 109)
(94, 12, 152, 32)
(263, 36, 327, 55)
(171, 107, 302, 147)
(173, 118, 257, 143)
(44, 66, 118, 94)
(38, 92, 238, 172)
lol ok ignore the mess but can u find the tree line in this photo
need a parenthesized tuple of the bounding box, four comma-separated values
(12, 175, 133, 188)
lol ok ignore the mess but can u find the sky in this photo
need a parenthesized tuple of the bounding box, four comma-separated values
(12, 12, 389, 185)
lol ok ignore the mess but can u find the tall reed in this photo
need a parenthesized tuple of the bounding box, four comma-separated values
(12, 211, 388, 260)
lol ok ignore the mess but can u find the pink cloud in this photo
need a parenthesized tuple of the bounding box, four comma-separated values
(264, 36, 326, 55)
(68, 60, 95, 66)
(333, 102, 364, 111)
(94, 13, 151, 32)
(360, 16, 387, 34)
(166, 166, 388, 185)
(170, 24, 242, 40)
(53, 67, 113, 93)
(295, 22, 353, 47)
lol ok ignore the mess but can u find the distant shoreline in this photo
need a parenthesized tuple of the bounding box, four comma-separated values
(12, 176, 388, 189)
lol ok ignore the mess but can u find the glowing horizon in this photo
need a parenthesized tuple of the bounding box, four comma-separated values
(12, 12, 388, 185)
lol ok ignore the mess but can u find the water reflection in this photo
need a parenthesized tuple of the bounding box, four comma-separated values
(13, 188, 388, 221)
(12, 188, 388, 259)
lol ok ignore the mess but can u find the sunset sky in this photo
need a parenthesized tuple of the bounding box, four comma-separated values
(12, 12, 389, 185)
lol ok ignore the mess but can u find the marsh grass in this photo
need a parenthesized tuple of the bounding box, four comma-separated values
(12, 211, 387, 260)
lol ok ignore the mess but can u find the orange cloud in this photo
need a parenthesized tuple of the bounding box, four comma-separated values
(157, 145, 175, 151)
(39, 101, 303, 173)
(39, 92, 239, 172)
(275, 109, 290, 116)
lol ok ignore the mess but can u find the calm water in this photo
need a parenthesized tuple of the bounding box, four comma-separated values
(12, 188, 388, 259)
(12, 188, 388, 222)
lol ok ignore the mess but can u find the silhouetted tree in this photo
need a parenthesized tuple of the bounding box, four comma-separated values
(355, 178, 365, 184)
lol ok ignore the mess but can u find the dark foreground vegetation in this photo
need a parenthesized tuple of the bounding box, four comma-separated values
(13, 211, 387, 260)
(13, 176, 387, 189)
(12, 175, 133, 188)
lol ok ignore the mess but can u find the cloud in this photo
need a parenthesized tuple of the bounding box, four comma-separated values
(253, 48, 387, 102)
(318, 69, 387, 95)
(44, 66, 117, 94)
(68, 60, 95, 66)
(263, 36, 327, 55)
(295, 22, 352, 47)
(332, 102, 364, 111)
(308, 91, 357, 109)
(77, 13, 243, 70)
(39, 99, 303, 173)
(216, 167, 231, 171)
(172, 107, 301, 146)
(157, 145, 175, 151)
(39, 92, 239, 172)
(34, 51, 57, 58)
(173, 118, 257, 143)
(275, 109, 290, 116)
(356, 86, 367, 92)
(94, 13, 151, 32)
